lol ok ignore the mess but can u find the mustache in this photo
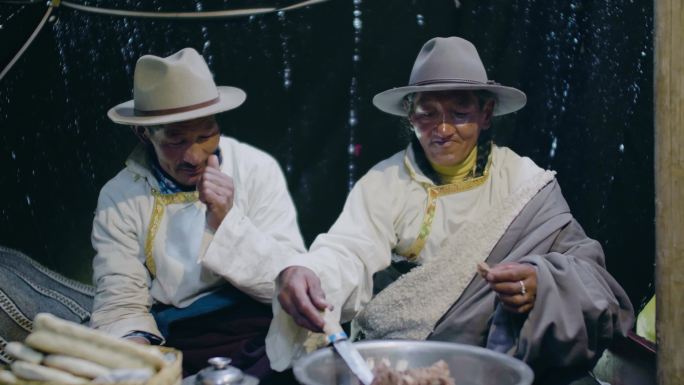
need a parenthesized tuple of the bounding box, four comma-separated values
(176, 162, 202, 172)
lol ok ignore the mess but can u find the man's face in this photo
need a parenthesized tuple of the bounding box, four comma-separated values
(144, 115, 220, 187)
(409, 90, 493, 167)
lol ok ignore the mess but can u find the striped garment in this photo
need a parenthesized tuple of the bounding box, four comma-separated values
(0, 246, 94, 364)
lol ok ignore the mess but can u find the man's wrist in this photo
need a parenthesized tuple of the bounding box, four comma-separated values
(123, 330, 163, 345)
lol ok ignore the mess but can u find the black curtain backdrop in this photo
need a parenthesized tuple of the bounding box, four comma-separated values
(0, 0, 654, 310)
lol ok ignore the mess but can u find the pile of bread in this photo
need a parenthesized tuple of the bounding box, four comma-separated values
(0, 313, 180, 385)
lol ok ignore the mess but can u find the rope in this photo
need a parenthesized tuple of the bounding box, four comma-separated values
(0, 5, 53, 82)
(0, 0, 331, 18)
(279, 0, 330, 11)
(0, 0, 331, 82)
(0, 0, 42, 4)
(59, 1, 276, 19)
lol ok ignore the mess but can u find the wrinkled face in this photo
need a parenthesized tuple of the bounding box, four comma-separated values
(143, 115, 220, 187)
(408, 90, 494, 167)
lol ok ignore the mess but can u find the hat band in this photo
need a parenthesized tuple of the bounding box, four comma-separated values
(410, 78, 499, 86)
(134, 96, 220, 117)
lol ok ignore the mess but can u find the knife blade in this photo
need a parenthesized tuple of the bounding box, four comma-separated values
(326, 330, 374, 385)
(322, 310, 374, 385)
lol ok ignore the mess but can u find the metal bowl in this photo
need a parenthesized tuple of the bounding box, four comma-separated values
(293, 340, 534, 385)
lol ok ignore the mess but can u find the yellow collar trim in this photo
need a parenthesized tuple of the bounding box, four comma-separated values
(399, 144, 493, 261)
(429, 146, 477, 184)
(144, 189, 199, 277)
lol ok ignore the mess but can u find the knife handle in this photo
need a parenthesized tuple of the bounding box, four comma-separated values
(326, 331, 348, 344)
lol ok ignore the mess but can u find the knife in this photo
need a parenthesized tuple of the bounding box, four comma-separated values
(323, 312, 374, 385)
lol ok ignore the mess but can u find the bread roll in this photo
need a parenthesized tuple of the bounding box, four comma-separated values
(0, 369, 18, 384)
(11, 361, 88, 384)
(33, 313, 165, 369)
(4, 342, 43, 364)
(25, 331, 150, 370)
(43, 354, 111, 379)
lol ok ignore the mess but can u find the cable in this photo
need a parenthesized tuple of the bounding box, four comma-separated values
(0, 5, 53, 82)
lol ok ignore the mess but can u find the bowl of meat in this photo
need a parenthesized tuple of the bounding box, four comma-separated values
(293, 340, 534, 385)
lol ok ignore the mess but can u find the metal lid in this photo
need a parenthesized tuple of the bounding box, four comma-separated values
(195, 357, 245, 385)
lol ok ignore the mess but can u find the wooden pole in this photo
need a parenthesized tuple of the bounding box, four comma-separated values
(655, 0, 684, 383)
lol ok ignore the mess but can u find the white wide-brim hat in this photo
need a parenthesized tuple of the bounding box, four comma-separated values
(108, 48, 246, 126)
(373, 37, 527, 117)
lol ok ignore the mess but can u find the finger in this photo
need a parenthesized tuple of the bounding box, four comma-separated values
(278, 294, 321, 332)
(498, 293, 528, 308)
(199, 190, 222, 208)
(307, 282, 330, 311)
(486, 265, 533, 283)
(518, 303, 534, 314)
(477, 262, 490, 278)
(199, 169, 233, 191)
(294, 315, 324, 332)
(490, 281, 527, 296)
(292, 291, 326, 332)
(207, 154, 220, 170)
(201, 165, 227, 179)
(502, 302, 533, 314)
(198, 176, 233, 197)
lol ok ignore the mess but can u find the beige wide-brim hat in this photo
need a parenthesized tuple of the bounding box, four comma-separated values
(108, 48, 246, 126)
(373, 36, 527, 117)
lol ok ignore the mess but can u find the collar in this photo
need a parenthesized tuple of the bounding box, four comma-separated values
(403, 141, 493, 195)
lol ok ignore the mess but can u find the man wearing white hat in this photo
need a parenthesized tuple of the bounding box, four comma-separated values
(91, 48, 305, 379)
(267, 37, 633, 384)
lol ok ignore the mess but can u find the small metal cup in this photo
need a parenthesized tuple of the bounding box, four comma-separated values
(195, 357, 259, 385)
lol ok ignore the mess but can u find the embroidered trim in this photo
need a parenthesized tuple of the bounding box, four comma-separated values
(402, 189, 437, 260)
(144, 189, 199, 277)
(355, 170, 556, 340)
(0, 289, 33, 333)
(0, 246, 94, 296)
(400, 148, 493, 260)
(0, 336, 12, 365)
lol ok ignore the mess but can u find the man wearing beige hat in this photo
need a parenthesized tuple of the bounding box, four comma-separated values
(90, 47, 305, 380)
(268, 37, 633, 384)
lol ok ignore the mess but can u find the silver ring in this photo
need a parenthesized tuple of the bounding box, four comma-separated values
(519, 280, 526, 295)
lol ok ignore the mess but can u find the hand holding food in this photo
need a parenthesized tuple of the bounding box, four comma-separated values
(478, 261, 538, 314)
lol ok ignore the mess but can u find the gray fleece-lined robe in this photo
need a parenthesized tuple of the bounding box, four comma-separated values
(428, 179, 634, 374)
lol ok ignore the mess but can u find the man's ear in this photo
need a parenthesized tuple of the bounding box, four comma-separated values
(481, 99, 495, 130)
(132, 126, 150, 144)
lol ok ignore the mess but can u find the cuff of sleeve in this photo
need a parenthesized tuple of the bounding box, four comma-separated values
(219, 204, 245, 233)
(197, 205, 245, 264)
(92, 316, 165, 345)
(123, 330, 164, 345)
(277, 254, 328, 279)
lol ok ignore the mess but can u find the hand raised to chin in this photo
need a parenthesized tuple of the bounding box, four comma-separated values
(198, 154, 234, 231)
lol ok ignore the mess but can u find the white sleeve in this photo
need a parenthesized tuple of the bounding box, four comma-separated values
(266, 169, 400, 370)
(89, 186, 162, 340)
(200, 155, 306, 303)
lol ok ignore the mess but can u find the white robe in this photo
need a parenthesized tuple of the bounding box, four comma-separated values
(266, 144, 546, 370)
(90, 136, 306, 340)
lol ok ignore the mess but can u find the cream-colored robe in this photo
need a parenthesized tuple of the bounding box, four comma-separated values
(266, 144, 551, 370)
(90, 136, 305, 340)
